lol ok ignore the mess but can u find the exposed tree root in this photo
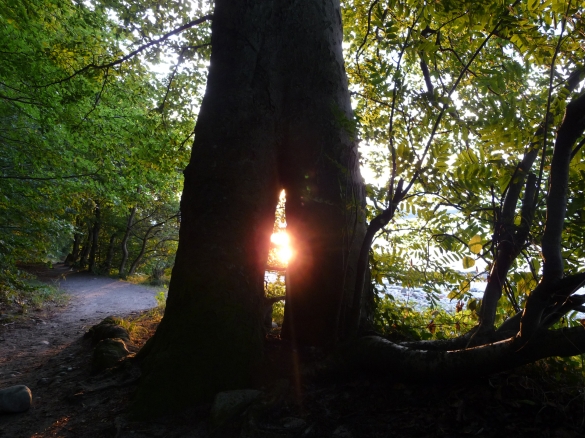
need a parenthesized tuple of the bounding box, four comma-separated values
(340, 328, 585, 380)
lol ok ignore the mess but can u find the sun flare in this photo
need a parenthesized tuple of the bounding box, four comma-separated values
(271, 231, 292, 264)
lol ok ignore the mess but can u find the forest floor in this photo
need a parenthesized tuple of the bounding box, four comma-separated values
(1, 264, 585, 437)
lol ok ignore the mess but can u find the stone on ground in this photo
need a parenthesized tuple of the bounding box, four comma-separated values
(0, 385, 32, 413)
(85, 317, 131, 344)
(92, 338, 130, 372)
(210, 389, 262, 429)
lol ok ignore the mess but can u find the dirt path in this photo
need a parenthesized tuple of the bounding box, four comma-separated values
(0, 264, 161, 437)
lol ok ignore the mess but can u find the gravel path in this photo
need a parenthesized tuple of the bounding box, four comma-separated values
(0, 267, 158, 373)
(0, 265, 161, 437)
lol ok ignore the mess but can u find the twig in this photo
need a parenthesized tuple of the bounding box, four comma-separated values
(38, 15, 213, 87)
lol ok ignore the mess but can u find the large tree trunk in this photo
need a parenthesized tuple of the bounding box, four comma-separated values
(132, 1, 280, 417)
(276, 2, 365, 348)
(133, 0, 365, 417)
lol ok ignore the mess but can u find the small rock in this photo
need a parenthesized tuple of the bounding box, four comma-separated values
(210, 389, 262, 429)
(92, 338, 130, 372)
(39, 341, 50, 346)
(37, 378, 52, 387)
(0, 385, 32, 413)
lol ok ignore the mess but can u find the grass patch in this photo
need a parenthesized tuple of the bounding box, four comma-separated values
(0, 277, 68, 318)
(112, 290, 167, 345)
(123, 273, 151, 285)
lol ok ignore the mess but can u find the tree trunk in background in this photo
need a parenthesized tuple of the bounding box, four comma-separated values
(133, 0, 365, 417)
(77, 225, 91, 269)
(127, 225, 160, 277)
(64, 219, 83, 266)
(102, 233, 117, 273)
(118, 206, 136, 277)
(87, 202, 101, 274)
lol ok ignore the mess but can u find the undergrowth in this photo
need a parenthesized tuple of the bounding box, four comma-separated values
(114, 290, 167, 344)
(0, 266, 67, 319)
(374, 291, 585, 384)
(374, 293, 477, 341)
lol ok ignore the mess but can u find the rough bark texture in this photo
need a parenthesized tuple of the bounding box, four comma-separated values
(133, 0, 365, 417)
(276, 1, 366, 348)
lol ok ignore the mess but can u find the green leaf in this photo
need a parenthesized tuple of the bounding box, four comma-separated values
(468, 235, 482, 254)
(462, 256, 475, 269)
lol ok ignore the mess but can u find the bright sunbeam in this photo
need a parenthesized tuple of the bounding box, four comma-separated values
(271, 231, 292, 264)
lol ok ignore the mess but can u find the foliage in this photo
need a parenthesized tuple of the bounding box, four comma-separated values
(0, 267, 67, 318)
(0, 0, 210, 285)
(373, 290, 477, 341)
(343, 0, 585, 322)
(3, 0, 585, 388)
(265, 275, 286, 324)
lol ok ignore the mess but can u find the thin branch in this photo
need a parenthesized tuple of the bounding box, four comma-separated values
(73, 67, 110, 130)
(388, 14, 420, 205)
(403, 0, 523, 197)
(159, 43, 211, 113)
(0, 172, 97, 181)
(0, 93, 41, 105)
(535, 5, 568, 208)
(355, 0, 380, 71)
(38, 15, 213, 87)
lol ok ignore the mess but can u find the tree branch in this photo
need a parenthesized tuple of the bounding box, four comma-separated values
(39, 15, 213, 87)
(339, 328, 585, 381)
(0, 172, 97, 181)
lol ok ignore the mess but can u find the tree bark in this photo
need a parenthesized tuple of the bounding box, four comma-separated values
(77, 225, 92, 269)
(276, 1, 366, 347)
(339, 329, 585, 381)
(118, 206, 137, 277)
(133, 0, 365, 417)
(87, 202, 101, 274)
(128, 224, 161, 276)
(64, 218, 83, 266)
(133, 1, 280, 417)
(520, 93, 585, 340)
(478, 71, 585, 332)
(102, 233, 117, 273)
